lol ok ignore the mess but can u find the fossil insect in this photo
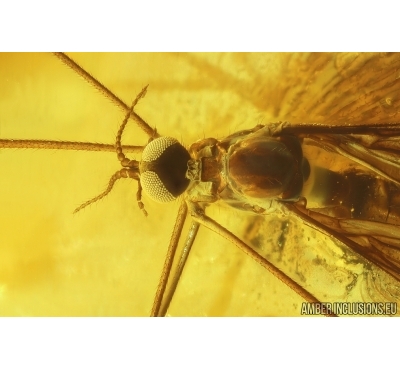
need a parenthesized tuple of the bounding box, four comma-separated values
(1, 52, 400, 316)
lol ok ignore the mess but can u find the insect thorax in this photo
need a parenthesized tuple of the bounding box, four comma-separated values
(185, 126, 309, 214)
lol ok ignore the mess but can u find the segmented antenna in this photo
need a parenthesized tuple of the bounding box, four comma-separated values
(74, 85, 150, 216)
(115, 85, 148, 167)
(73, 168, 138, 213)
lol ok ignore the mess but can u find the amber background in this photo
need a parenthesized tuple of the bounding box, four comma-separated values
(0, 53, 400, 316)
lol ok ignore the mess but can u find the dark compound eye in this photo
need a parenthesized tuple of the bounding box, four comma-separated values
(140, 137, 191, 203)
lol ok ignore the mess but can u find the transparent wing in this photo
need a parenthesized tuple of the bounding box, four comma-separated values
(164, 53, 400, 316)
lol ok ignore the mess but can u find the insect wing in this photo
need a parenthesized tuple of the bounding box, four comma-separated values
(166, 53, 400, 316)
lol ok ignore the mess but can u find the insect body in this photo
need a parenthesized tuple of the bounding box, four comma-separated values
(1, 53, 400, 316)
(135, 121, 400, 315)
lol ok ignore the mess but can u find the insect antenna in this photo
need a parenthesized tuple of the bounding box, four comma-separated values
(74, 85, 150, 216)
(115, 85, 148, 167)
(73, 169, 132, 214)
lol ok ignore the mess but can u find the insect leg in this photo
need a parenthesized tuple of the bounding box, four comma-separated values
(190, 203, 337, 317)
(0, 139, 142, 153)
(151, 199, 188, 317)
(157, 220, 200, 316)
(53, 52, 158, 139)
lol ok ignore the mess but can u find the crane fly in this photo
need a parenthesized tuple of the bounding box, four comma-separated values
(0, 52, 400, 316)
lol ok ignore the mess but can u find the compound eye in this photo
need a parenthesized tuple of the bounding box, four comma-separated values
(139, 137, 191, 203)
